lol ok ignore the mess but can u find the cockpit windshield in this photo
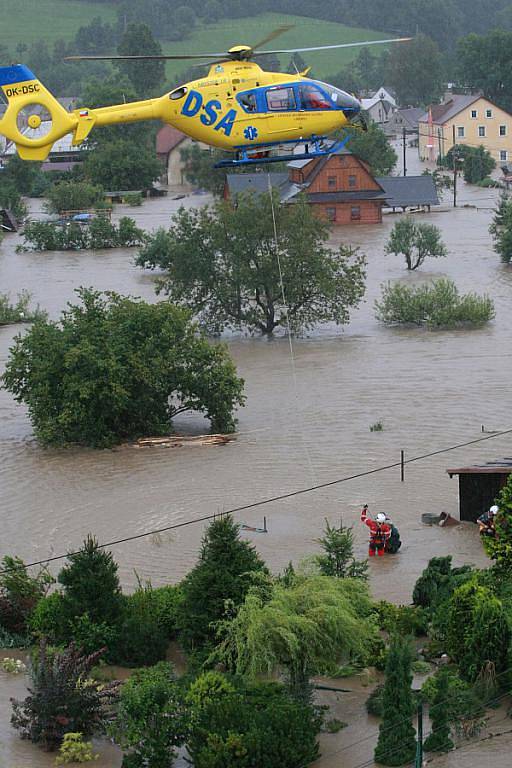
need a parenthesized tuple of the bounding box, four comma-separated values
(310, 80, 361, 114)
(299, 84, 332, 110)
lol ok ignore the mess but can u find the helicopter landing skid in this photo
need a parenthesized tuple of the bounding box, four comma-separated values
(214, 134, 352, 168)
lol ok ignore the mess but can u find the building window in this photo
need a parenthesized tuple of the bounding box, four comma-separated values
(479, 125, 486, 137)
(325, 207, 336, 222)
(500, 125, 507, 136)
(457, 126, 465, 138)
(328, 175, 336, 189)
(348, 174, 357, 188)
(501, 150, 508, 162)
(471, 109, 477, 119)
(351, 206, 361, 221)
(486, 108, 493, 118)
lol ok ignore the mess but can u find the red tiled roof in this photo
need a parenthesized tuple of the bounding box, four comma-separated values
(156, 125, 187, 155)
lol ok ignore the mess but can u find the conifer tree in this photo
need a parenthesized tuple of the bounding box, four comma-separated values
(177, 515, 266, 651)
(423, 668, 453, 753)
(315, 520, 368, 580)
(374, 637, 416, 766)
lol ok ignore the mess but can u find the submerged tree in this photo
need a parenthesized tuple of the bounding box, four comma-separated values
(136, 193, 366, 335)
(215, 575, 376, 702)
(315, 519, 368, 580)
(490, 194, 512, 264)
(2, 288, 245, 447)
(385, 219, 447, 271)
(374, 637, 416, 766)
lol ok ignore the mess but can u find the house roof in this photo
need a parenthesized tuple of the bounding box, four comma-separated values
(395, 107, 424, 129)
(447, 458, 512, 476)
(226, 172, 289, 195)
(156, 125, 188, 155)
(419, 93, 483, 125)
(362, 87, 397, 110)
(375, 175, 440, 207)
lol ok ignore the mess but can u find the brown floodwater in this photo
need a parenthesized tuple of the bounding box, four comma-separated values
(1, 148, 511, 766)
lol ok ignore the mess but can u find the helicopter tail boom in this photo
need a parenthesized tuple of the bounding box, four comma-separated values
(0, 65, 167, 160)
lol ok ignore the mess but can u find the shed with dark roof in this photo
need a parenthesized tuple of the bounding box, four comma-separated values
(447, 459, 512, 522)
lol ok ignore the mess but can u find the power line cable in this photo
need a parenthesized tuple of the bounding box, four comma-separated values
(2, 423, 512, 575)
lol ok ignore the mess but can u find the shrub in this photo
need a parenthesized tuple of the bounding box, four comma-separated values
(29, 592, 67, 643)
(0, 291, 47, 326)
(18, 217, 144, 252)
(482, 475, 512, 571)
(0, 626, 31, 648)
(11, 640, 119, 750)
(109, 662, 186, 768)
(447, 579, 510, 682)
(56, 732, 98, 764)
(124, 192, 143, 206)
(0, 555, 53, 635)
(151, 584, 183, 637)
(375, 279, 495, 328)
(45, 181, 105, 214)
(385, 219, 447, 271)
(115, 587, 169, 667)
(186, 680, 321, 768)
(1, 657, 27, 674)
(376, 601, 429, 637)
(423, 667, 454, 752)
(421, 668, 484, 724)
(366, 683, 384, 716)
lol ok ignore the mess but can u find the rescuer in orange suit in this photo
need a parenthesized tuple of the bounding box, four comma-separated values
(361, 504, 392, 557)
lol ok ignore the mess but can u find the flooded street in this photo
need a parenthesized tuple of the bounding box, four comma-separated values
(0, 150, 511, 766)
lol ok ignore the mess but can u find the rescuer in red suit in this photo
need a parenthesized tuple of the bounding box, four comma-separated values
(361, 504, 391, 557)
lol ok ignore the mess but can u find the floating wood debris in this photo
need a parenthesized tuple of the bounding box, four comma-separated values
(136, 434, 236, 448)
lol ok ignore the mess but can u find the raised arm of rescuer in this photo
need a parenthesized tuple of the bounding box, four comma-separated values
(361, 504, 391, 557)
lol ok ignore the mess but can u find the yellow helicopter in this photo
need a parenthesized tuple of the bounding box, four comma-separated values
(0, 27, 411, 166)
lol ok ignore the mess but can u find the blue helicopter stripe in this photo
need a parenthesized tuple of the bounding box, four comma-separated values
(0, 64, 37, 86)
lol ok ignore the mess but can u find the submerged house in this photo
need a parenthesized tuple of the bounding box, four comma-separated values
(224, 149, 439, 224)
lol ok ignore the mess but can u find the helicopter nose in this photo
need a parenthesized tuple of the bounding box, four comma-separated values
(339, 91, 361, 118)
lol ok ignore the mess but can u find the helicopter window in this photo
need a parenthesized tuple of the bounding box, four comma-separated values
(266, 87, 296, 111)
(238, 92, 258, 112)
(170, 87, 187, 100)
(299, 85, 331, 110)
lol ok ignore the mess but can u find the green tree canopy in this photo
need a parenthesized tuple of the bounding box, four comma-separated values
(44, 181, 105, 214)
(347, 121, 397, 175)
(177, 515, 266, 652)
(80, 76, 150, 146)
(2, 288, 245, 447)
(385, 34, 444, 107)
(84, 139, 161, 191)
(137, 193, 366, 335)
(490, 194, 512, 264)
(215, 575, 377, 700)
(374, 636, 416, 766)
(385, 219, 447, 270)
(482, 474, 512, 570)
(116, 23, 165, 97)
(457, 30, 512, 113)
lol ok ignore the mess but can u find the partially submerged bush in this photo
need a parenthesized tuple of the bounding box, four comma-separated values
(376, 279, 495, 328)
(0, 555, 53, 635)
(18, 217, 144, 252)
(376, 601, 428, 637)
(0, 291, 46, 326)
(56, 732, 98, 764)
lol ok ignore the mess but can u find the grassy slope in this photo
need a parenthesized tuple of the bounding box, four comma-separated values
(163, 13, 388, 82)
(0, 0, 116, 49)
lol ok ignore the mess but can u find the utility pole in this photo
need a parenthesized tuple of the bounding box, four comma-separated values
(415, 699, 424, 768)
(452, 125, 458, 208)
(403, 126, 407, 177)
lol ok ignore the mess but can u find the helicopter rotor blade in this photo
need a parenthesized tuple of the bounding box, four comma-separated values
(251, 37, 413, 57)
(250, 25, 295, 53)
(65, 53, 232, 62)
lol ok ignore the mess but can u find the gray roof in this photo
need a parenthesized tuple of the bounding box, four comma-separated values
(376, 175, 439, 207)
(395, 107, 424, 129)
(419, 93, 482, 124)
(226, 172, 288, 195)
